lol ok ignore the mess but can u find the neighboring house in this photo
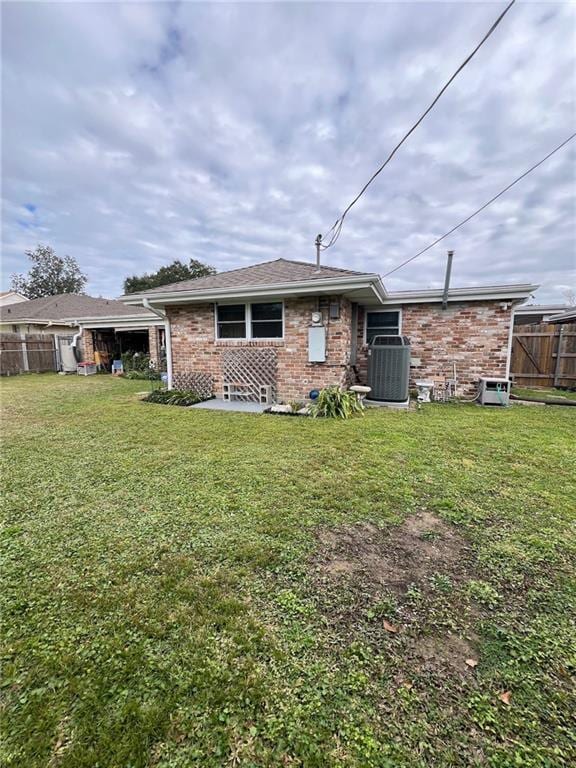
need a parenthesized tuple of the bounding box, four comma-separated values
(513, 303, 569, 326)
(121, 258, 537, 400)
(0, 291, 28, 307)
(0, 294, 165, 372)
(544, 307, 576, 324)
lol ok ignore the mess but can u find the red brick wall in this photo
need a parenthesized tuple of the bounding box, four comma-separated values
(167, 296, 353, 402)
(355, 301, 512, 395)
(80, 329, 94, 362)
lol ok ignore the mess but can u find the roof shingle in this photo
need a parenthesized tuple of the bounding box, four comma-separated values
(132, 258, 371, 295)
(0, 294, 153, 322)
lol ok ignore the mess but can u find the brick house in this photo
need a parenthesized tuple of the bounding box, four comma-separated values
(0, 294, 165, 373)
(121, 258, 537, 401)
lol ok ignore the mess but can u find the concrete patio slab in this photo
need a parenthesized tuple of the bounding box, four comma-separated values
(190, 398, 266, 413)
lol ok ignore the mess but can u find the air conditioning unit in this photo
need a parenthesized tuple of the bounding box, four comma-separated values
(478, 377, 511, 406)
(367, 336, 411, 403)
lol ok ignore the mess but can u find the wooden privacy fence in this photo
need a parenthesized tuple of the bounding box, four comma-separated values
(0, 333, 57, 375)
(511, 322, 576, 388)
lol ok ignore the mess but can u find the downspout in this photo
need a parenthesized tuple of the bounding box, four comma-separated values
(143, 299, 172, 390)
(71, 325, 83, 362)
(505, 301, 518, 380)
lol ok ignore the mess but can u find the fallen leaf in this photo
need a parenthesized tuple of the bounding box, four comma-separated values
(383, 620, 398, 633)
(465, 658, 478, 668)
(498, 691, 512, 705)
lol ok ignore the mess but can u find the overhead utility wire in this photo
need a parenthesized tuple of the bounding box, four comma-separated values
(319, 0, 516, 251)
(382, 132, 576, 277)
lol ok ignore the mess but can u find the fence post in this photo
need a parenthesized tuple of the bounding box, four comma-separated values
(553, 326, 564, 387)
(20, 331, 29, 372)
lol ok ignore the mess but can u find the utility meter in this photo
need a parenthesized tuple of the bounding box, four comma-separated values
(311, 311, 322, 325)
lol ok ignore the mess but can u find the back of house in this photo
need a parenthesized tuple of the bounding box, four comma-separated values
(121, 257, 536, 402)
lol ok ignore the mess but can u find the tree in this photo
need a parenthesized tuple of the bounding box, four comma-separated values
(10, 245, 87, 299)
(562, 288, 576, 307)
(123, 258, 216, 294)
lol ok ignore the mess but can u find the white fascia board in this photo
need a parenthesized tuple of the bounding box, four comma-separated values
(64, 315, 162, 328)
(120, 275, 384, 306)
(515, 304, 568, 315)
(0, 318, 52, 326)
(383, 284, 539, 304)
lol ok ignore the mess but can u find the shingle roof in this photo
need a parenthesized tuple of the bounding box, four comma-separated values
(134, 258, 372, 295)
(0, 294, 153, 322)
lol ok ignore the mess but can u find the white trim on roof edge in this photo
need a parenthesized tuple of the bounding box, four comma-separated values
(77, 317, 165, 330)
(121, 274, 388, 306)
(382, 284, 538, 304)
(0, 314, 163, 329)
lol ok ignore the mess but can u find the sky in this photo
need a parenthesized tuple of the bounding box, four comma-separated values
(2, 1, 575, 303)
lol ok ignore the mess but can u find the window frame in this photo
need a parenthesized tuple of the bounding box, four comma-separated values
(215, 301, 284, 341)
(363, 308, 402, 345)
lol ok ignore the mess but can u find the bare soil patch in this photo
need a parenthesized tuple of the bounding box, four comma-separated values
(311, 512, 480, 679)
(315, 511, 471, 595)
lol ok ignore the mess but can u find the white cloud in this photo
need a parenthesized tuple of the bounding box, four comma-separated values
(1, 1, 575, 302)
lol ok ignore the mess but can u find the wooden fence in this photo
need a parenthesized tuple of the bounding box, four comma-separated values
(511, 322, 576, 388)
(0, 333, 57, 375)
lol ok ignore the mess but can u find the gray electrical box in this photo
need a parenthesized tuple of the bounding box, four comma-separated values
(478, 377, 510, 406)
(308, 326, 326, 362)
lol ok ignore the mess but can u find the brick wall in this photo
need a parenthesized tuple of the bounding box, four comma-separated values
(167, 296, 353, 402)
(81, 329, 95, 362)
(355, 301, 512, 394)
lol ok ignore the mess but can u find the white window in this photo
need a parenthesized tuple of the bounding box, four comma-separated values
(216, 302, 283, 340)
(365, 310, 400, 344)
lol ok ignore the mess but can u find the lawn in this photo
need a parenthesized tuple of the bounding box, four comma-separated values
(511, 385, 576, 402)
(1, 375, 575, 768)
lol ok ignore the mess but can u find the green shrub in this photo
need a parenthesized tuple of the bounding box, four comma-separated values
(310, 386, 364, 420)
(121, 351, 151, 373)
(122, 369, 161, 380)
(142, 389, 209, 407)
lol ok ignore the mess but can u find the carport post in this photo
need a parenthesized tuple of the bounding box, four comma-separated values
(142, 299, 172, 390)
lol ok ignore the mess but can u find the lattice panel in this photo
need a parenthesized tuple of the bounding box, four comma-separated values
(172, 371, 213, 398)
(221, 348, 277, 402)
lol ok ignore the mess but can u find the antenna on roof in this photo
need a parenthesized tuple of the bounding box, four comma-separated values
(315, 234, 322, 270)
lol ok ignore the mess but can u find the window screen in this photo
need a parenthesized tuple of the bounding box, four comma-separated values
(366, 311, 400, 344)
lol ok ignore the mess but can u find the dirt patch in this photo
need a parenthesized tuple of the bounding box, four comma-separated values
(408, 633, 477, 676)
(310, 513, 480, 678)
(314, 511, 471, 595)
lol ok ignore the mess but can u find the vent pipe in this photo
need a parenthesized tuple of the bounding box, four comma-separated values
(442, 250, 454, 310)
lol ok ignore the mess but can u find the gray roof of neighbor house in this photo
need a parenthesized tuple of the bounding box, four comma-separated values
(0, 294, 154, 323)
(129, 258, 372, 296)
(545, 307, 576, 324)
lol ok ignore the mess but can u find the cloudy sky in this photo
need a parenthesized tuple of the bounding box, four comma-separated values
(2, 1, 575, 302)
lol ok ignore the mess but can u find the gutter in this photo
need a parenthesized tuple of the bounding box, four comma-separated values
(143, 299, 173, 390)
(383, 283, 539, 305)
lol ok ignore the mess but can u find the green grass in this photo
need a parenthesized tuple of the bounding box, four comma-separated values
(512, 385, 576, 402)
(1, 374, 575, 767)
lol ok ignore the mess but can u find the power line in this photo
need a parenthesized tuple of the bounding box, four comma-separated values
(319, 0, 516, 251)
(382, 132, 576, 277)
